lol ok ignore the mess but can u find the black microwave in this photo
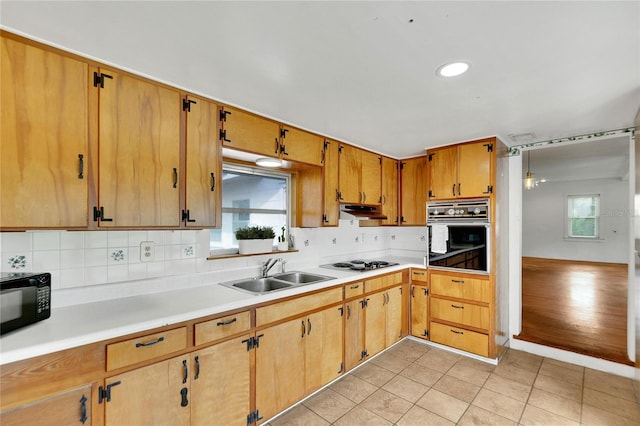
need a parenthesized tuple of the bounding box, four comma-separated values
(0, 272, 51, 334)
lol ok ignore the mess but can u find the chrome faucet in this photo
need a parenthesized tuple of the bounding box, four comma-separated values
(261, 258, 282, 277)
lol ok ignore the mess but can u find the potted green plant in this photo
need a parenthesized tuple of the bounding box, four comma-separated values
(277, 226, 288, 251)
(235, 225, 275, 254)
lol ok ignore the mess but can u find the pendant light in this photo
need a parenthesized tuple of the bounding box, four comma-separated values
(524, 151, 535, 190)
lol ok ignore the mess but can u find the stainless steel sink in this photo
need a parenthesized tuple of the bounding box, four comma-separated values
(272, 271, 336, 284)
(226, 277, 293, 294)
(220, 271, 335, 294)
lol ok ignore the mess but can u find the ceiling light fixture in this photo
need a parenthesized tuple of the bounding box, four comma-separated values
(524, 151, 535, 190)
(255, 157, 283, 168)
(437, 61, 470, 77)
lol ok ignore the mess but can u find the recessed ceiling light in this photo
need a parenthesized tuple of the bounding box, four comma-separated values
(255, 157, 283, 168)
(437, 62, 470, 77)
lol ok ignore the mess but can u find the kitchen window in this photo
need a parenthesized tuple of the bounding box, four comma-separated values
(566, 194, 600, 239)
(210, 164, 289, 255)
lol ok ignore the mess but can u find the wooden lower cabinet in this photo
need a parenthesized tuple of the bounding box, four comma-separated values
(104, 356, 190, 426)
(411, 285, 429, 339)
(0, 384, 94, 426)
(103, 334, 250, 426)
(255, 305, 343, 423)
(190, 336, 251, 426)
(344, 299, 365, 371)
(430, 322, 488, 357)
(365, 286, 403, 358)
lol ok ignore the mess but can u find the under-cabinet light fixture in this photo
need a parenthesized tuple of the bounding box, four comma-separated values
(255, 157, 283, 168)
(436, 61, 470, 77)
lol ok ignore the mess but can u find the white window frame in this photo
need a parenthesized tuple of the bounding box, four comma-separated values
(565, 194, 600, 240)
(210, 163, 291, 256)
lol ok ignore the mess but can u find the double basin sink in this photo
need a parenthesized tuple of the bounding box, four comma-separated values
(221, 271, 336, 295)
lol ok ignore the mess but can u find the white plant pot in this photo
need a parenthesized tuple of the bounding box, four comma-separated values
(238, 239, 274, 255)
(277, 242, 288, 251)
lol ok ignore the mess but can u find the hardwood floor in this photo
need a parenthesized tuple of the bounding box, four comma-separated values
(516, 257, 632, 365)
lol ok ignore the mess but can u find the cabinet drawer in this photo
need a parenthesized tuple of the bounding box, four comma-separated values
(430, 273, 490, 302)
(106, 327, 187, 371)
(344, 281, 364, 299)
(256, 287, 342, 327)
(364, 272, 403, 293)
(195, 311, 251, 346)
(430, 322, 488, 357)
(411, 269, 427, 283)
(430, 298, 489, 330)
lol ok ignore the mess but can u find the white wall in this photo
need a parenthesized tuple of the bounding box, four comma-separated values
(522, 177, 629, 263)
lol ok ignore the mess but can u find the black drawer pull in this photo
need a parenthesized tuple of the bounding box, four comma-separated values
(216, 318, 237, 326)
(450, 329, 464, 335)
(451, 279, 465, 284)
(451, 304, 464, 309)
(135, 336, 164, 348)
(350, 285, 360, 289)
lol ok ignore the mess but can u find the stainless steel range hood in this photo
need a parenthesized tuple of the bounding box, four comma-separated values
(339, 204, 387, 220)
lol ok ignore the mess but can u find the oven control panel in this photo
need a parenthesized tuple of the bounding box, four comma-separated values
(427, 199, 489, 222)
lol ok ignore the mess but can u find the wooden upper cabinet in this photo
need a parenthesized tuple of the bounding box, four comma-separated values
(1, 36, 89, 229)
(338, 145, 381, 204)
(183, 95, 221, 228)
(361, 150, 382, 204)
(322, 139, 340, 226)
(219, 106, 280, 157)
(400, 156, 428, 225)
(96, 69, 181, 227)
(427, 139, 494, 201)
(279, 126, 323, 166)
(380, 156, 399, 225)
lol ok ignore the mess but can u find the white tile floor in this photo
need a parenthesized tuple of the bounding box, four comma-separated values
(269, 340, 640, 425)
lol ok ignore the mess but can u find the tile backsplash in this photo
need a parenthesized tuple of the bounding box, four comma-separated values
(0, 221, 427, 293)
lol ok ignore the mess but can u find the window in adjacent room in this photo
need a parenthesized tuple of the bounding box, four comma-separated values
(566, 194, 600, 239)
(210, 164, 289, 255)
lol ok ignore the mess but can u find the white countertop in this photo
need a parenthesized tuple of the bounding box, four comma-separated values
(0, 259, 423, 365)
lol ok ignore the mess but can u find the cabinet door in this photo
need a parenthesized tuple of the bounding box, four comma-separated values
(1, 36, 89, 229)
(411, 285, 429, 339)
(255, 320, 305, 422)
(385, 287, 403, 347)
(98, 69, 181, 227)
(104, 356, 189, 426)
(338, 144, 362, 203)
(322, 140, 340, 226)
(344, 300, 364, 371)
(364, 292, 386, 358)
(361, 150, 381, 204)
(427, 147, 457, 200)
(280, 127, 323, 166)
(220, 106, 279, 157)
(304, 307, 344, 393)
(457, 142, 493, 198)
(400, 156, 428, 225)
(191, 335, 250, 426)
(0, 384, 93, 426)
(184, 95, 221, 228)
(380, 157, 399, 225)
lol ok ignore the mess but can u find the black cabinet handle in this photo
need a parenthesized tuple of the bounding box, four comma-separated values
(180, 387, 189, 407)
(210, 172, 215, 192)
(451, 279, 465, 284)
(194, 356, 200, 380)
(79, 395, 88, 424)
(307, 318, 312, 335)
(458, 183, 461, 196)
(182, 359, 188, 384)
(173, 168, 178, 188)
(275, 138, 280, 154)
(301, 320, 306, 338)
(450, 329, 464, 335)
(452, 184, 456, 197)
(135, 336, 165, 348)
(346, 304, 351, 319)
(451, 304, 464, 309)
(78, 154, 84, 179)
(216, 318, 237, 326)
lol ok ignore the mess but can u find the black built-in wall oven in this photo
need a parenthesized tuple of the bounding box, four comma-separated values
(426, 199, 490, 274)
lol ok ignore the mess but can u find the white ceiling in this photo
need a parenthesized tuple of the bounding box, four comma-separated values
(2, 1, 638, 158)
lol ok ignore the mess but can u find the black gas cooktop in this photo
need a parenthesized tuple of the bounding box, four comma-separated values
(320, 259, 399, 272)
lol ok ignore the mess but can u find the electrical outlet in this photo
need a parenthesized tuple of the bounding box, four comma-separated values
(140, 241, 155, 262)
